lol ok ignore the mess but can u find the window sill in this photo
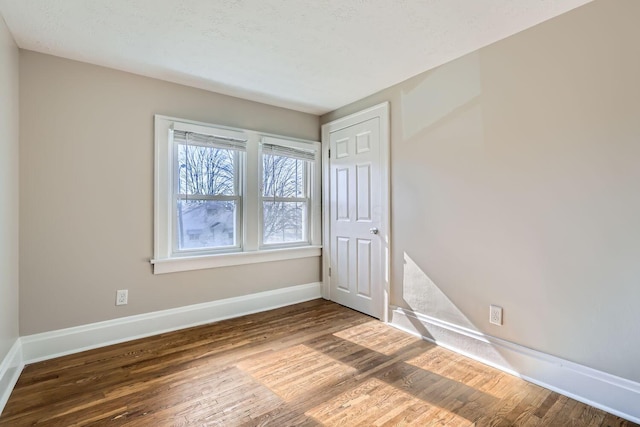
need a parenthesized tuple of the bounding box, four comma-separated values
(150, 245, 322, 274)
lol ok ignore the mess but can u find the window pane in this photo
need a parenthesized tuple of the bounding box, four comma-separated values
(263, 201, 306, 244)
(262, 154, 305, 197)
(177, 200, 237, 250)
(178, 144, 236, 196)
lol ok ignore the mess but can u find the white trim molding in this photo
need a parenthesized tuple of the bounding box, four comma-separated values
(0, 339, 24, 416)
(390, 306, 640, 424)
(151, 246, 321, 274)
(21, 282, 322, 364)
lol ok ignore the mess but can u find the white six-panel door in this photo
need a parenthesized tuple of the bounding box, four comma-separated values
(323, 103, 389, 319)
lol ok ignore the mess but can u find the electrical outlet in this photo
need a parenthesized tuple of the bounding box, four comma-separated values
(489, 305, 503, 325)
(116, 289, 128, 306)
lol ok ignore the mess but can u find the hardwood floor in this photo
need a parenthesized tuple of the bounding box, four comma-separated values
(0, 299, 636, 426)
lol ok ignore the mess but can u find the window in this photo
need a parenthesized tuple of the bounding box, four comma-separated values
(174, 130, 243, 253)
(261, 142, 315, 246)
(152, 116, 321, 274)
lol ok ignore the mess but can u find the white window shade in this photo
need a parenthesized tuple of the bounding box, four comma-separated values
(261, 136, 318, 162)
(173, 130, 247, 152)
(262, 143, 316, 162)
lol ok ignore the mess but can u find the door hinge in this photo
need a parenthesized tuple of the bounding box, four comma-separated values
(328, 267, 332, 277)
(328, 149, 331, 158)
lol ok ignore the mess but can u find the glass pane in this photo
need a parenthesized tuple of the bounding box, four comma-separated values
(178, 144, 236, 196)
(262, 154, 305, 197)
(263, 201, 307, 244)
(177, 199, 237, 250)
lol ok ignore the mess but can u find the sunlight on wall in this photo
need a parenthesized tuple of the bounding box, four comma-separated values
(402, 253, 477, 330)
(400, 52, 483, 142)
(396, 252, 514, 375)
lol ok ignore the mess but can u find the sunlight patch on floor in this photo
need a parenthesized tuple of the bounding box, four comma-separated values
(306, 377, 472, 426)
(239, 344, 356, 402)
(406, 350, 520, 400)
(333, 320, 420, 356)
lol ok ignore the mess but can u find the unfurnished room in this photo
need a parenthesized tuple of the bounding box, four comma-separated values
(0, 0, 639, 425)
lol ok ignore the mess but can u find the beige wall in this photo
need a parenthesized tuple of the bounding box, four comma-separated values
(0, 16, 19, 360)
(323, 0, 640, 382)
(19, 52, 320, 335)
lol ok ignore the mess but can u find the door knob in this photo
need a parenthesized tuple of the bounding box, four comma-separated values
(369, 227, 379, 235)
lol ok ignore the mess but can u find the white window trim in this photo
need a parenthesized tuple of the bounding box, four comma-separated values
(152, 115, 321, 274)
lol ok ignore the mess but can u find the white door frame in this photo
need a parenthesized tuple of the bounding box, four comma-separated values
(321, 102, 391, 322)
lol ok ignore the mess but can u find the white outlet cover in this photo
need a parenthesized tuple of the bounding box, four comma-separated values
(489, 304, 503, 325)
(116, 289, 128, 306)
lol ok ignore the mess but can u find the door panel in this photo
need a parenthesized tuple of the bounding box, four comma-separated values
(336, 167, 350, 220)
(356, 163, 371, 221)
(336, 236, 350, 291)
(357, 238, 372, 297)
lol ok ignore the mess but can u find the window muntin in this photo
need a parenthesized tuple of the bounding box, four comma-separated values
(261, 152, 309, 245)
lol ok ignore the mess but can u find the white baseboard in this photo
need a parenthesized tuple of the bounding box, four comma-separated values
(389, 306, 640, 424)
(21, 282, 322, 364)
(0, 339, 24, 416)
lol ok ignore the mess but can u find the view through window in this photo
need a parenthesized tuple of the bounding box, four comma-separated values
(176, 141, 239, 251)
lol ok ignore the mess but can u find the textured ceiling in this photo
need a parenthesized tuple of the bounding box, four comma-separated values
(0, 0, 592, 114)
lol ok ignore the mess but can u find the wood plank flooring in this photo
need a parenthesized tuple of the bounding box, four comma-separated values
(0, 299, 636, 426)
